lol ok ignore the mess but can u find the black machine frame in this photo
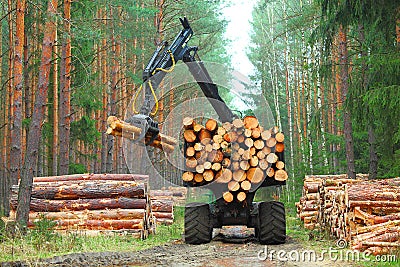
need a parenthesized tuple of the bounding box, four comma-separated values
(128, 17, 286, 242)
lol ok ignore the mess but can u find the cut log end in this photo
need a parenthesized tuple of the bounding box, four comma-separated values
(275, 132, 285, 143)
(237, 191, 246, 202)
(247, 168, 264, 184)
(223, 191, 234, 203)
(182, 172, 194, 182)
(183, 117, 194, 129)
(205, 118, 218, 132)
(243, 116, 259, 129)
(274, 170, 288, 181)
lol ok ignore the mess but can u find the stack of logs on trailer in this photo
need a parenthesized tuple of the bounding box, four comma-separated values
(296, 174, 400, 255)
(10, 174, 158, 239)
(182, 116, 288, 203)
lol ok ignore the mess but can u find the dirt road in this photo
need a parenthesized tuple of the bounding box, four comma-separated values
(2, 227, 351, 267)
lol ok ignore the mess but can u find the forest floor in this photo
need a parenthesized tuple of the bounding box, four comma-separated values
(2, 226, 359, 267)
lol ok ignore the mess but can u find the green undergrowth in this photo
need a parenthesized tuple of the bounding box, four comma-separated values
(0, 206, 185, 263)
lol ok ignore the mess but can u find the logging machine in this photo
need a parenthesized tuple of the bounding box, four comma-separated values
(127, 17, 286, 245)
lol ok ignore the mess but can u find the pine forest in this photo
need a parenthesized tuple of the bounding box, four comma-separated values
(0, 0, 399, 222)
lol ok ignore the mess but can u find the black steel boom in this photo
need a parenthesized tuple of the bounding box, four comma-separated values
(128, 17, 235, 143)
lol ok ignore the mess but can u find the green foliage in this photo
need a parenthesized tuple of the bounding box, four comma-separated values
(362, 57, 400, 176)
(22, 118, 31, 129)
(41, 121, 54, 141)
(248, 0, 400, 183)
(29, 217, 58, 251)
(70, 115, 101, 146)
(242, 109, 255, 117)
(161, 0, 230, 65)
(352, 130, 369, 173)
(313, 0, 399, 55)
(305, 0, 400, 179)
(69, 163, 87, 174)
(0, 219, 5, 243)
(378, 149, 400, 178)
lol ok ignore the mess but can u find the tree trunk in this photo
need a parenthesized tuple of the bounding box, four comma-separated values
(396, 18, 400, 45)
(106, 7, 117, 173)
(10, 0, 25, 185)
(52, 25, 58, 175)
(100, 7, 108, 172)
(0, 7, 5, 215)
(3, 0, 14, 216)
(266, 6, 282, 130)
(338, 25, 355, 179)
(292, 59, 306, 166)
(368, 126, 378, 179)
(357, 23, 378, 180)
(58, 0, 71, 175)
(331, 37, 339, 172)
(283, 1, 294, 185)
(94, 35, 102, 173)
(316, 52, 328, 167)
(16, 0, 58, 225)
(23, 24, 30, 151)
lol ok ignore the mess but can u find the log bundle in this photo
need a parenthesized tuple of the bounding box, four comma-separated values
(161, 186, 187, 206)
(296, 175, 400, 255)
(9, 174, 157, 239)
(295, 174, 368, 231)
(150, 190, 175, 225)
(146, 187, 187, 225)
(106, 116, 177, 153)
(182, 116, 287, 204)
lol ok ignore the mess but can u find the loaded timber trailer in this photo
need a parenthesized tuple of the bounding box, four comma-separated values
(127, 17, 286, 245)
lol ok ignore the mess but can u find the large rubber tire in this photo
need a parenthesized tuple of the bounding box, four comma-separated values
(258, 201, 286, 245)
(184, 203, 213, 244)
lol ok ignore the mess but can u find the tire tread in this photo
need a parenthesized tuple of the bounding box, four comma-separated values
(258, 201, 286, 245)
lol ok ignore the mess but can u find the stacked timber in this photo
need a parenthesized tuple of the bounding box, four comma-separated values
(182, 116, 287, 204)
(147, 187, 187, 225)
(106, 116, 177, 153)
(296, 175, 400, 255)
(347, 178, 400, 254)
(161, 186, 187, 205)
(295, 175, 323, 230)
(9, 174, 156, 239)
(150, 190, 175, 225)
(296, 174, 368, 230)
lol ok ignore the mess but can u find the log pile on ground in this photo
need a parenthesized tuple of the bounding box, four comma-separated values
(182, 116, 287, 203)
(147, 187, 187, 225)
(150, 190, 175, 225)
(10, 174, 156, 239)
(296, 175, 400, 255)
(106, 116, 177, 153)
(296, 174, 368, 231)
(161, 186, 187, 206)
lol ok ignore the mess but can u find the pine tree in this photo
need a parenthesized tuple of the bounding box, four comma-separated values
(16, 0, 58, 225)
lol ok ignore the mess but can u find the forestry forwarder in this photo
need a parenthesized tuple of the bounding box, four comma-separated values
(127, 17, 286, 245)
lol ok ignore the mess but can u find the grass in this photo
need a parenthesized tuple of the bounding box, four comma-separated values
(0, 206, 184, 263)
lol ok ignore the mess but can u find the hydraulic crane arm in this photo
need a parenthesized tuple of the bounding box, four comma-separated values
(128, 17, 235, 144)
(182, 49, 235, 123)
